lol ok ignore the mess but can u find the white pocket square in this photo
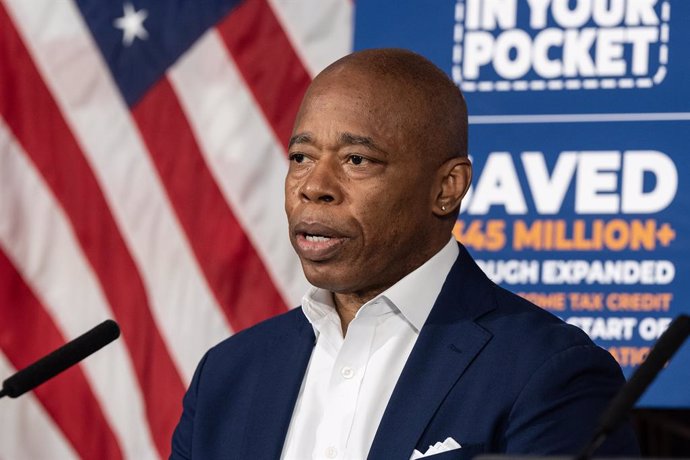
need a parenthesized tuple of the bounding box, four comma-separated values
(410, 437, 462, 459)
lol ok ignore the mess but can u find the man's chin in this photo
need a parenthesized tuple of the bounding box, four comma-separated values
(301, 263, 354, 292)
(303, 272, 342, 292)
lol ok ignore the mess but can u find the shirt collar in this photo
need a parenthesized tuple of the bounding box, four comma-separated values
(381, 237, 458, 331)
(301, 238, 459, 334)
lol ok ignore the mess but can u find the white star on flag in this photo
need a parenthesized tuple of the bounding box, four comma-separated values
(113, 3, 149, 46)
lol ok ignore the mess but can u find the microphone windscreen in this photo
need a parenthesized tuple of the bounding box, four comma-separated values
(1, 319, 120, 398)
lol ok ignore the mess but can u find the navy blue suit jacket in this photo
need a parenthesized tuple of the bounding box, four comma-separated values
(171, 244, 638, 459)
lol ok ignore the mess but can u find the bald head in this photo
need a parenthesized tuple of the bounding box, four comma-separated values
(310, 48, 468, 163)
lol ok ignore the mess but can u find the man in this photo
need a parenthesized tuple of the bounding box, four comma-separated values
(171, 49, 638, 459)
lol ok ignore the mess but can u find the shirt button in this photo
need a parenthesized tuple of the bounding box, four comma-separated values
(325, 446, 338, 458)
(340, 366, 355, 379)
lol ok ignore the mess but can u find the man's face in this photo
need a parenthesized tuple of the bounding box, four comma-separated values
(285, 69, 441, 298)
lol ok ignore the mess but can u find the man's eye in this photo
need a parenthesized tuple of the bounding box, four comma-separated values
(290, 153, 305, 163)
(348, 155, 365, 165)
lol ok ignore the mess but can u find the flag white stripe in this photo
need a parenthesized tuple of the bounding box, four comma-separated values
(0, 353, 78, 460)
(169, 30, 309, 307)
(3, 0, 233, 383)
(0, 119, 158, 460)
(268, 0, 353, 77)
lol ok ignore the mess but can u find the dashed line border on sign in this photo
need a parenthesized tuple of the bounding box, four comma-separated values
(452, 0, 670, 92)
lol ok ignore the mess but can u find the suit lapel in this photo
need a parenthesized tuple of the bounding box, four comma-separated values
(240, 311, 315, 459)
(368, 244, 496, 459)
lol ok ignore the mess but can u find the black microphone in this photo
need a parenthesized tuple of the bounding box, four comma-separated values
(576, 314, 690, 460)
(0, 319, 120, 399)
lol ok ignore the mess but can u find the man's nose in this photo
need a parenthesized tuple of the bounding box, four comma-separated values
(300, 157, 341, 204)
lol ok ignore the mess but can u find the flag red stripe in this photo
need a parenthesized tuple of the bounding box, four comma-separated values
(0, 6, 183, 457)
(217, 0, 312, 149)
(132, 78, 288, 331)
(0, 249, 123, 460)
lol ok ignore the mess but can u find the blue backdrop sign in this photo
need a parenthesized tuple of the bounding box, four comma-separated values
(355, 0, 690, 407)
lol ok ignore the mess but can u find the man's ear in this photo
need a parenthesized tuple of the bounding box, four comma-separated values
(432, 156, 472, 216)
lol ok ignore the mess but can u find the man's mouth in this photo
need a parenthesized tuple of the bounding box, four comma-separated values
(293, 224, 348, 261)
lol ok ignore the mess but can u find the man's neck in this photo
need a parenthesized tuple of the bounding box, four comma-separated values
(332, 290, 384, 336)
(331, 237, 454, 335)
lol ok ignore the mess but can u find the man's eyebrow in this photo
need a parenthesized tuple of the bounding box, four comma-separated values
(288, 131, 388, 154)
(288, 133, 313, 148)
(340, 132, 387, 154)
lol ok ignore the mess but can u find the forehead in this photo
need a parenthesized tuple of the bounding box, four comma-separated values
(293, 70, 419, 151)
(302, 71, 400, 118)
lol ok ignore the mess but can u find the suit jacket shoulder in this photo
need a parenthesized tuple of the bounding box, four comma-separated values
(205, 307, 310, 365)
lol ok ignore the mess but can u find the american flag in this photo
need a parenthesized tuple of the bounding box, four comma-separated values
(0, 0, 352, 457)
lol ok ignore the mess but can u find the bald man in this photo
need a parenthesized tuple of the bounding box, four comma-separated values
(170, 49, 638, 459)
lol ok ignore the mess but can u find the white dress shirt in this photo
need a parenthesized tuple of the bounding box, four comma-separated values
(281, 238, 459, 460)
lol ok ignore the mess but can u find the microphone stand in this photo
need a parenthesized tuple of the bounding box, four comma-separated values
(576, 314, 690, 460)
